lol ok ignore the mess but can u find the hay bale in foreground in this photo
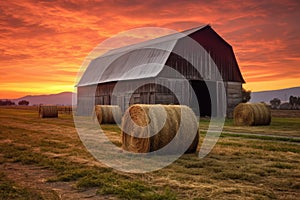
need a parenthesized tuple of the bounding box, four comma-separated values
(94, 105, 122, 124)
(233, 103, 271, 126)
(122, 104, 199, 154)
(39, 105, 58, 118)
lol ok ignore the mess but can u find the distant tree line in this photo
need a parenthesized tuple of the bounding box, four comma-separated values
(270, 95, 300, 110)
(270, 98, 281, 109)
(0, 100, 15, 106)
(0, 100, 30, 106)
(18, 100, 29, 105)
(289, 96, 300, 109)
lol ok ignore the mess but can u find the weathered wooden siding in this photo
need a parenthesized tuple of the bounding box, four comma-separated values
(77, 79, 240, 117)
(189, 26, 245, 83)
(77, 85, 97, 115)
(77, 79, 236, 117)
(161, 53, 202, 80)
(226, 82, 242, 118)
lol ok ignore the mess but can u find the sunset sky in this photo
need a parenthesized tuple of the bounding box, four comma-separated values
(1, 0, 299, 98)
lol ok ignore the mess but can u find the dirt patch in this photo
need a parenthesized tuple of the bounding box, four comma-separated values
(0, 163, 110, 200)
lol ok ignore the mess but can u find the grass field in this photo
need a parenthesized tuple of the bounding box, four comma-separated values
(0, 107, 299, 199)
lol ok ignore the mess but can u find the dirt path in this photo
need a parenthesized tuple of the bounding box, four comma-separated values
(0, 163, 109, 200)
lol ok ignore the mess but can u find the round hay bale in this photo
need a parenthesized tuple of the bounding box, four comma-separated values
(39, 105, 58, 118)
(121, 104, 199, 154)
(233, 103, 271, 126)
(94, 105, 122, 124)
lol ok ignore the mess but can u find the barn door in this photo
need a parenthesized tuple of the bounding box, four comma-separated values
(190, 80, 216, 117)
(103, 95, 110, 105)
(140, 92, 150, 104)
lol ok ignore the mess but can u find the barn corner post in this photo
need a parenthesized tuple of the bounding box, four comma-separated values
(225, 81, 243, 118)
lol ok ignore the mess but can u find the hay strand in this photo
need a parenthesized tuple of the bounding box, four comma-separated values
(94, 105, 122, 124)
(122, 104, 199, 154)
(233, 103, 271, 126)
(38, 105, 58, 118)
(57, 106, 72, 114)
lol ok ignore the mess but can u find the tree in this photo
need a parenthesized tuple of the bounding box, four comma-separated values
(18, 100, 29, 106)
(289, 95, 298, 109)
(242, 88, 251, 103)
(0, 100, 15, 106)
(270, 98, 281, 109)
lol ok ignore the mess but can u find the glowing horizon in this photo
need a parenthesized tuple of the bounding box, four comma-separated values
(1, 0, 299, 99)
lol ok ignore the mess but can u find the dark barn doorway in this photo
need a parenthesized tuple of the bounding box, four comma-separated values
(190, 80, 217, 117)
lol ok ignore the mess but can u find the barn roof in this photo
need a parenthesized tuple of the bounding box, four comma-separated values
(77, 25, 244, 87)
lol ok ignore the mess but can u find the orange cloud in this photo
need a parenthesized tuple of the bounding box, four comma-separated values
(0, 0, 299, 98)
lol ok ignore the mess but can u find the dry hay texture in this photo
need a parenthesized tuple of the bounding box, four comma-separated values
(94, 105, 122, 124)
(38, 105, 58, 118)
(233, 103, 271, 126)
(57, 106, 72, 114)
(122, 104, 199, 154)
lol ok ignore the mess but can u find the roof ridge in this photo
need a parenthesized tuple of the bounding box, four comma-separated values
(99, 24, 209, 58)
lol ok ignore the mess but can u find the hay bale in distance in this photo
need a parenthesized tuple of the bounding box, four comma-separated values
(39, 105, 58, 118)
(122, 104, 199, 154)
(57, 106, 72, 114)
(233, 103, 271, 126)
(94, 105, 122, 124)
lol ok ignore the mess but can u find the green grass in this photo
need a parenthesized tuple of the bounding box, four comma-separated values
(271, 117, 300, 130)
(97, 181, 176, 200)
(0, 172, 49, 199)
(200, 116, 300, 137)
(222, 132, 300, 143)
(0, 141, 177, 199)
(0, 107, 300, 199)
(269, 162, 294, 169)
(101, 124, 122, 133)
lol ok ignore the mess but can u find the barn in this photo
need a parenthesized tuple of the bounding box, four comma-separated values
(76, 25, 245, 117)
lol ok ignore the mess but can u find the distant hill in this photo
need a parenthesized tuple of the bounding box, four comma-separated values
(250, 86, 300, 103)
(6, 86, 300, 105)
(12, 92, 76, 105)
